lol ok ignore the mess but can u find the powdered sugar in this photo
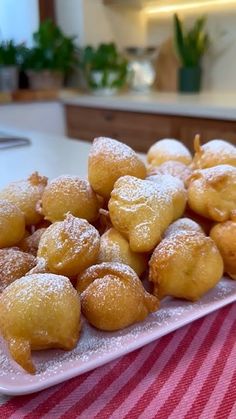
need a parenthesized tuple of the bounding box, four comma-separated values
(0, 200, 22, 216)
(147, 174, 185, 194)
(0, 249, 36, 292)
(44, 175, 91, 197)
(164, 218, 204, 238)
(147, 161, 192, 184)
(148, 139, 192, 162)
(0, 278, 234, 386)
(3, 273, 73, 308)
(202, 139, 236, 155)
(0, 172, 47, 225)
(112, 175, 173, 206)
(90, 137, 138, 163)
(39, 214, 100, 256)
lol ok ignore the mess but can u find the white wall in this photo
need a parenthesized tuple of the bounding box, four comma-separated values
(0, 0, 39, 45)
(147, 7, 236, 92)
(0, 102, 65, 136)
(55, 0, 147, 48)
(55, 0, 84, 45)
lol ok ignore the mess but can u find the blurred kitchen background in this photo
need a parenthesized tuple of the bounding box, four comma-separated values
(0, 0, 236, 152)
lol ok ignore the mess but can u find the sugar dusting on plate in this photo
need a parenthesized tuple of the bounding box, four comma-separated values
(0, 278, 235, 386)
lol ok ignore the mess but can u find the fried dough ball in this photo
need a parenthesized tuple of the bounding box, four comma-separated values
(18, 228, 47, 256)
(0, 273, 81, 373)
(0, 200, 25, 248)
(191, 135, 236, 169)
(98, 228, 147, 276)
(210, 221, 236, 280)
(149, 231, 223, 301)
(37, 214, 100, 276)
(147, 174, 187, 220)
(0, 248, 36, 292)
(0, 172, 48, 225)
(41, 175, 100, 223)
(147, 161, 192, 187)
(147, 139, 192, 167)
(108, 175, 186, 253)
(77, 262, 158, 331)
(88, 137, 147, 199)
(164, 217, 204, 238)
(187, 165, 236, 222)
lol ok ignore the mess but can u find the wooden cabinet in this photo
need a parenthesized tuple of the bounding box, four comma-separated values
(65, 104, 236, 153)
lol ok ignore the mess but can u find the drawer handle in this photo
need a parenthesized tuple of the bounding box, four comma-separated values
(104, 113, 114, 121)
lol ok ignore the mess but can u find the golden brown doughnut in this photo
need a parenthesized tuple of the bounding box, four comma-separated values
(37, 213, 100, 276)
(18, 228, 47, 256)
(149, 231, 223, 301)
(187, 165, 236, 222)
(147, 174, 187, 220)
(0, 199, 25, 248)
(147, 139, 192, 167)
(191, 135, 236, 169)
(210, 221, 236, 280)
(98, 228, 148, 276)
(147, 161, 192, 187)
(41, 175, 100, 223)
(0, 273, 81, 373)
(164, 217, 204, 238)
(88, 137, 147, 199)
(77, 262, 158, 331)
(0, 172, 48, 225)
(109, 175, 186, 252)
(0, 248, 36, 292)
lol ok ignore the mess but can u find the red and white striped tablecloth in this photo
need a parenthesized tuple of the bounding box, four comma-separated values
(0, 303, 236, 419)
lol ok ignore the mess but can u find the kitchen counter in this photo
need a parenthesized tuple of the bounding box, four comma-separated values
(0, 127, 91, 188)
(62, 91, 236, 121)
(2, 90, 236, 121)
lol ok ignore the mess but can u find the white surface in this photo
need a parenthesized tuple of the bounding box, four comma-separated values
(0, 278, 235, 395)
(0, 0, 39, 46)
(63, 91, 236, 121)
(0, 102, 65, 137)
(55, 0, 84, 45)
(0, 127, 90, 188)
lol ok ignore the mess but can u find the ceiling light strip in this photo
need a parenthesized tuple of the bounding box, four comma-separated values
(145, 0, 236, 15)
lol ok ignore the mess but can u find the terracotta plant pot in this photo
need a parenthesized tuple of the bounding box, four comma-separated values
(27, 70, 64, 90)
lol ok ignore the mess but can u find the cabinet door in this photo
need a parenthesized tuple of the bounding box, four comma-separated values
(65, 105, 179, 152)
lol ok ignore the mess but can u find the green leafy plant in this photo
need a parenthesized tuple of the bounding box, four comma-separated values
(0, 41, 23, 66)
(174, 14, 209, 67)
(80, 43, 128, 89)
(23, 20, 78, 73)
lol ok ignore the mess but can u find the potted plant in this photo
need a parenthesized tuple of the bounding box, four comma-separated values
(23, 20, 78, 90)
(174, 14, 209, 93)
(80, 43, 128, 95)
(0, 41, 21, 92)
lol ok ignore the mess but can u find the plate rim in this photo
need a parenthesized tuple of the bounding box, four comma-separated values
(0, 279, 236, 396)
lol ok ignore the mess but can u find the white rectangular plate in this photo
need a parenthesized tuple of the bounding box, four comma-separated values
(0, 277, 236, 396)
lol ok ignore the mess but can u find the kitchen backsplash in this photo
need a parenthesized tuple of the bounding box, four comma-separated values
(147, 10, 236, 92)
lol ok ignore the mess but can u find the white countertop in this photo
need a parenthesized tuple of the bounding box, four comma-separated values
(0, 127, 91, 188)
(62, 91, 236, 121)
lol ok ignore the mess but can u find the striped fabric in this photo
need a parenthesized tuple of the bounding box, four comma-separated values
(0, 303, 236, 419)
